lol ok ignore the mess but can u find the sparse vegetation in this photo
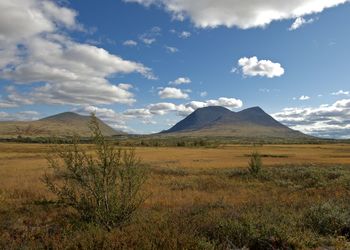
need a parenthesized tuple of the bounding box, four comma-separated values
(248, 150, 263, 176)
(304, 202, 350, 236)
(1, 142, 350, 248)
(42, 115, 147, 230)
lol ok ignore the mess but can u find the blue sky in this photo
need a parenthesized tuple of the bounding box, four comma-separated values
(0, 0, 350, 138)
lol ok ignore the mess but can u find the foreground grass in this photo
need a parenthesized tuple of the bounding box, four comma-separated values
(1, 162, 350, 249)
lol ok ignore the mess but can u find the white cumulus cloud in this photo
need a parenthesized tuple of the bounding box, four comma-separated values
(0, 111, 40, 121)
(123, 40, 138, 46)
(139, 26, 161, 45)
(169, 77, 191, 85)
(124, 108, 152, 118)
(332, 90, 350, 96)
(124, 0, 348, 29)
(124, 97, 243, 118)
(158, 87, 189, 99)
(289, 17, 315, 31)
(206, 97, 243, 108)
(237, 56, 285, 78)
(0, 0, 155, 107)
(179, 31, 191, 38)
(73, 105, 129, 131)
(273, 99, 350, 138)
(299, 95, 311, 101)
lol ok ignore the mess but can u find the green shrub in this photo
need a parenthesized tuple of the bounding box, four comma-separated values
(248, 151, 263, 176)
(303, 202, 350, 236)
(215, 219, 292, 249)
(43, 114, 147, 230)
(198, 206, 300, 250)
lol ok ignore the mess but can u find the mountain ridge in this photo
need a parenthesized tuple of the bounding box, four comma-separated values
(0, 112, 123, 138)
(161, 106, 309, 139)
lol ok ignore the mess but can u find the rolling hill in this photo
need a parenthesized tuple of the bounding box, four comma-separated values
(161, 106, 310, 139)
(0, 112, 123, 138)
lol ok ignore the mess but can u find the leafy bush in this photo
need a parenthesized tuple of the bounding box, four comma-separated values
(43, 114, 147, 230)
(304, 202, 350, 236)
(248, 151, 263, 176)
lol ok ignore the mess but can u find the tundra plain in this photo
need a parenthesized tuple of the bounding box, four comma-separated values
(1, 142, 350, 249)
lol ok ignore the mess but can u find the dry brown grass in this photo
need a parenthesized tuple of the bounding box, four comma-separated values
(1, 143, 349, 207)
(1, 142, 350, 248)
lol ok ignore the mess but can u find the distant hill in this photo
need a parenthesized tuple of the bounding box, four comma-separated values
(0, 112, 123, 138)
(161, 106, 310, 139)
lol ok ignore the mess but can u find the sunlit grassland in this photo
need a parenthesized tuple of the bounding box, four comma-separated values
(1, 142, 350, 249)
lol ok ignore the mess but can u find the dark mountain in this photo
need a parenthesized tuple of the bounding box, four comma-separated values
(161, 106, 308, 139)
(0, 112, 124, 138)
(233, 107, 283, 127)
(40, 112, 86, 122)
(165, 106, 234, 133)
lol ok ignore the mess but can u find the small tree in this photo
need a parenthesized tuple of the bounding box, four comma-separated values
(248, 151, 263, 176)
(43, 114, 147, 230)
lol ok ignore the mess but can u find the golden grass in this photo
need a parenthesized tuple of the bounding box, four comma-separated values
(131, 144, 350, 169)
(0, 143, 349, 206)
(2, 142, 349, 169)
(1, 143, 350, 248)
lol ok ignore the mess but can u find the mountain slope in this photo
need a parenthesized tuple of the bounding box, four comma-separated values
(0, 112, 123, 138)
(165, 106, 235, 133)
(161, 106, 308, 139)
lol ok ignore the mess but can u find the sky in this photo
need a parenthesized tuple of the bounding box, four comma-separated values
(0, 0, 350, 138)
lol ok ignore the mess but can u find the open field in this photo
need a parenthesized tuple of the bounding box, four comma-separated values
(1, 143, 350, 249)
(2, 143, 350, 170)
(1, 143, 350, 195)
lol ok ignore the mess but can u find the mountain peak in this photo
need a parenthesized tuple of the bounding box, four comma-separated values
(192, 106, 233, 116)
(0, 111, 124, 138)
(245, 106, 264, 111)
(164, 106, 234, 133)
(161, 105, 307, 139)
(40, 112, 84, 121)
(239, 106, 266, 114)
(196, 106, 231, 112)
